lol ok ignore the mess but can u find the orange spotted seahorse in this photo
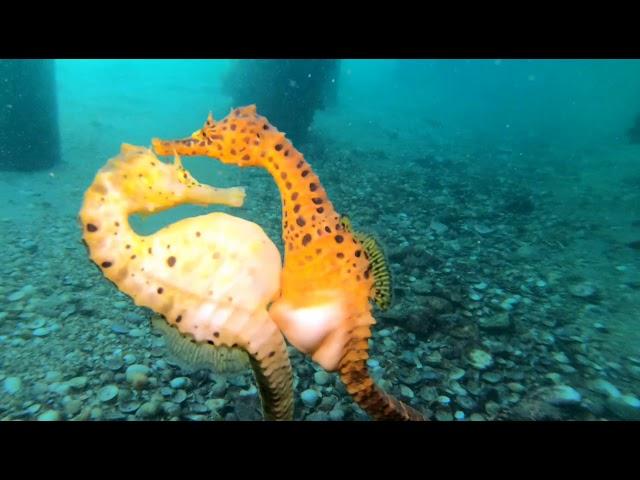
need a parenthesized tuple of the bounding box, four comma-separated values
(153, 106, 425, 421)
(79, 144, 294, 420)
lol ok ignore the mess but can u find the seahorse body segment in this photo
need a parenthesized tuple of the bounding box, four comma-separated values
(152, 107, 426, 421)
(79, 144, 294, 420)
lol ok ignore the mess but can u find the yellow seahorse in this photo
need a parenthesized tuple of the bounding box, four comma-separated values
(152, 106, 425, 421)
(79, 143, 294, 420)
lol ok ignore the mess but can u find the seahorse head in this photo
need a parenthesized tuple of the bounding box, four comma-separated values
(103, 144, 246, 214)
(152, 105, 278, 168)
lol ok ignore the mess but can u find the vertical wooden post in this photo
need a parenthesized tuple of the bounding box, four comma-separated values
(0, 59, 60, 171)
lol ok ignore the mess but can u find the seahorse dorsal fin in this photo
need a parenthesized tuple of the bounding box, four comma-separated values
(358, 231, 393, 311)
(340, 214, 393, 311)
(151, 314, 249, 374)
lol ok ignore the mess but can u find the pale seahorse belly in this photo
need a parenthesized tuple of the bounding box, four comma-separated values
(119, 212, 282, 350)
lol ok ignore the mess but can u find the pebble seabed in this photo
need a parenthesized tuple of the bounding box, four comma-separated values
(1, 134, 639, 421)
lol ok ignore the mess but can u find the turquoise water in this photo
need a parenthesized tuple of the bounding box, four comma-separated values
(1, 59, 639, 421)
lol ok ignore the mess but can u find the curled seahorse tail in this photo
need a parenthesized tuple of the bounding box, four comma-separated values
(338, 331, 427, 421)
(247, 320, 295, 421)
(339, 357, 426, 421)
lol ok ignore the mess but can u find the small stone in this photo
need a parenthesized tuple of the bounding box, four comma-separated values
(437, 395, 451, 406)
(8, 285, 34, 302)
(469, 291, 483, 301)
(136, 401, 160, 419)
(378, 329, 392, 337)
(205, 398, 226, 412)
(552, 352, 570, 364)
(105, 356, 124, 371)
(3, 376, 22, 394)
(485, 401, 501, 417)
(125, 364, 150, 387)
(306, 412, 330, 421)
(37, 410, 61, 421)
(170, 377, 189, 389)
(425, 351, 442, 365)
(210, 380, 227, 397)
(400, 385, 414, 399)
(98, 385, 119, 403)
(45, 371, 62, 383)
(449, 368, 466, 381)
(228, 375, 247, 388)
(507, 382, 526, 393)
(68, 376, 88, 390)
(329, 408, 345, 421)
(301, 389, 321, 408)
(26, 403, 41, 415)
(124, 312, 145, 323)
(119, 401, 142, 414)
(366, 359, 380, 369)
(478, 313, 512, 332)
(589, 379, 622, 398)
(128, 328, 144, 338)
(64, 399, 83, 416)
(435, 410, 454, 421)
(419, 386, 438, 402)
(542, 385, 582, 406)
(468, 349, 494, 370)
(469, 413, 486, 421)
(482, 372, 502, 384)
(111, 324, 129, 334)
(123, 354, 137, 365)
(606, 395, 640, 420)
(313, 371, 331, 386)
(162, 402, 181, 416)
(454, 410, 465, 420)
(174, 389, 188, 403)
(32, 327, 50, 337)
(569, 281, 598, 299)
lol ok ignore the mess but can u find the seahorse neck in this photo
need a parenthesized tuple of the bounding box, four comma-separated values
(258, 140, 341, 255)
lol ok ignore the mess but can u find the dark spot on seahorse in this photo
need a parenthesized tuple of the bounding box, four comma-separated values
(148, 247, 152, 254)
(176, 315, 182, 323)
(291, 192, 299, 201)
(275, 144, 283, 151)
(280, 172, 287, 180)
(125, 244, 131, 249)
(293, 204, 301, 213)
(196, 231, 201, 237)
(285, 181, 292, 189)
(355, 250, 362, 257)
(301, 170, 309, 177)
(302, 234, 312, 246)
(335, 235, 344, 243)
(269, 351, 276, 357)
(214, 332, 220, 338)
(325, 226, 331, 233)
(312, 197, 323, 205)
(207, 340, 214, 345)
(317, 207, 324, 213)
(86, 224, 98, 232)
(309, 183, 318, 192)
(167, 256, 176, 267)
(337, 252, 344, 259)
(296, 216, 306, 227)
(101, 261, 112, 268)
(130, 255, 136, 260)
(157, 287, 164, 294)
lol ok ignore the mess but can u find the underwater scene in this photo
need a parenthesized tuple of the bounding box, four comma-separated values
(1, 59, 639, 421)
